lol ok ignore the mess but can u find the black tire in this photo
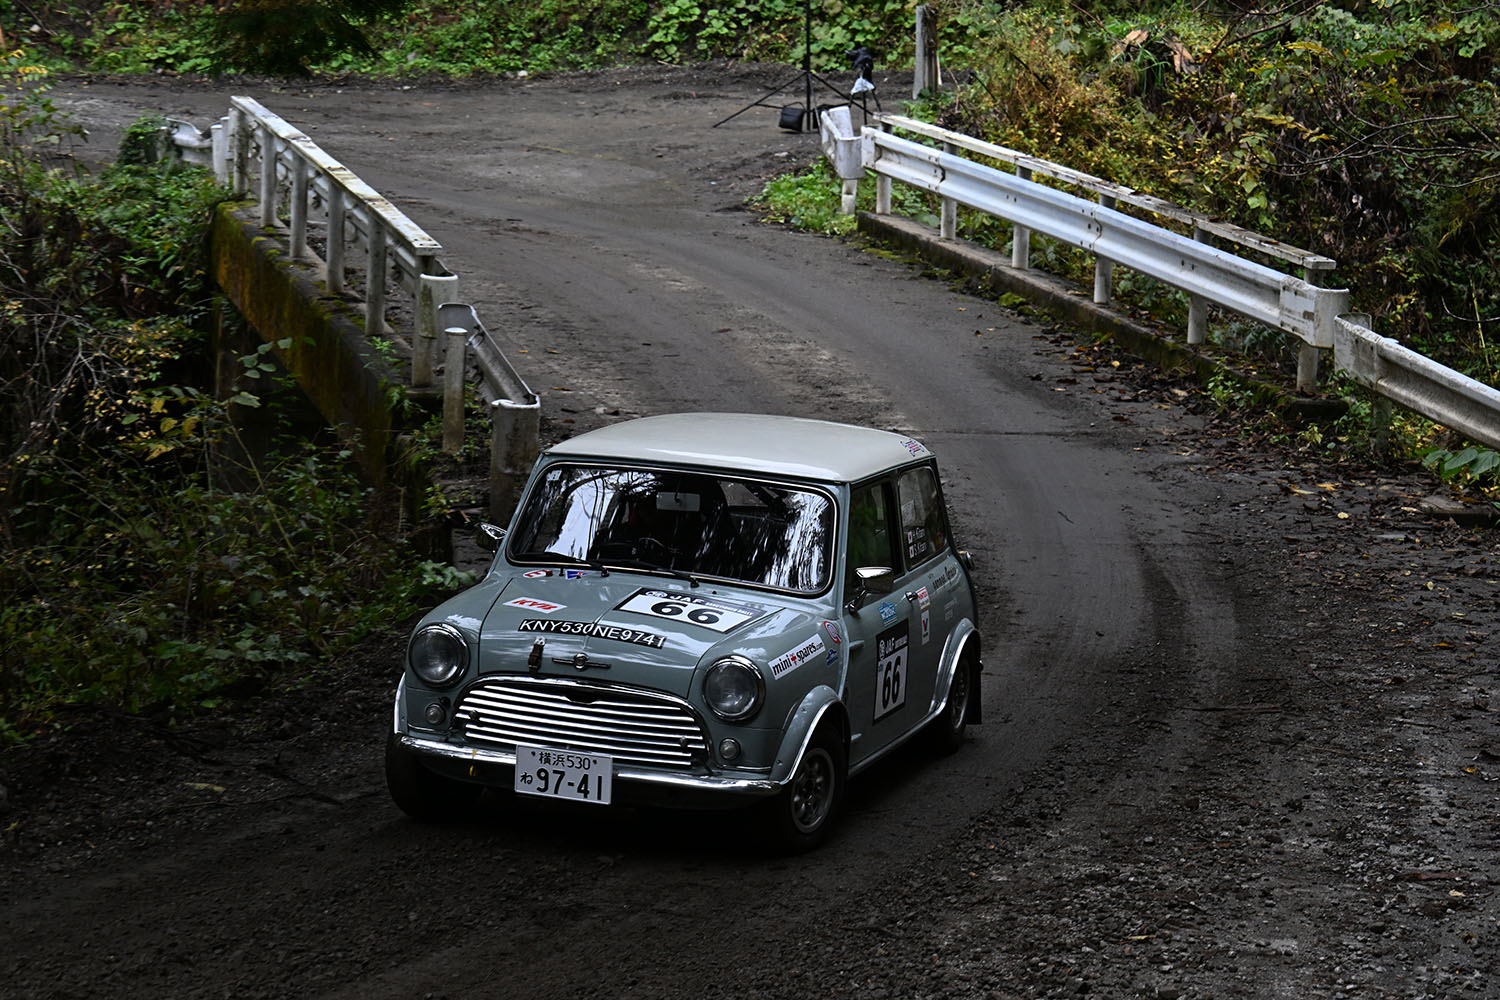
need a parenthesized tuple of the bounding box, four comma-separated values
(761, 722, 846, 853)
(384, 732, 481, 822)
(928, 656, 974, 756)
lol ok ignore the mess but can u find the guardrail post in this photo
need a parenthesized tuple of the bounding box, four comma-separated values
(232, 109, 250, 195)
(940, 142, 958, 239)
(1093, 194, 1116, 305)
(211, 119, 228, 186)
(290, 160, 308, 260)
(1011, 166, 1032, 269)
(876, 120, 893, 214)
(490, 400, 541, 521)
(913, 5, 938, 99)
(1187, 225, 1211, 344)
(325, 186, 346, 295)
(1298, 264, 1332, 392)
(365, 225, 388, 337)
(258, 125, 277, 228)
(443, 327, 467, 453)
(414, 274, 459, 388)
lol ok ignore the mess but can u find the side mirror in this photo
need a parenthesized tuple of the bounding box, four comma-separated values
(844, 565, 894, 615)
(957, 549, 973, 570)
(477, 522, 507, 553)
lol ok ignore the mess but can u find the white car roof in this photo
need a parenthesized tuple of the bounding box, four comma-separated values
(544, 413, 933, 483)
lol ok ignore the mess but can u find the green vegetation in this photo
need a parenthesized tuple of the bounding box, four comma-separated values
(207, 0, 412, 77)
(5, 0, 1003, 77)
(0, 56, 471, 741)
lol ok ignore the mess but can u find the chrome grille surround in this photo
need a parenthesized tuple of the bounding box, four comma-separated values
(454, 676, 710, 769)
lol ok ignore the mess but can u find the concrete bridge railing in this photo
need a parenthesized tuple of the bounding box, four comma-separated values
(178, 99, 538, 518)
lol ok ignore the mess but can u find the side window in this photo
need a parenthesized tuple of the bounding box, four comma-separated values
(846, 480, 896, 600)
(896, 466, 948, 569)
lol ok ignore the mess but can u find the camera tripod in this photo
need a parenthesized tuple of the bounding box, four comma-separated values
(712, 0, 857, 131)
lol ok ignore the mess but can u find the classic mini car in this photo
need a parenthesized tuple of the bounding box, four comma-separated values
(386, 412, 981, 849)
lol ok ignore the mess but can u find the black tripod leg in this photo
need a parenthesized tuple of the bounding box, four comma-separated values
(713, 72, 805, 127)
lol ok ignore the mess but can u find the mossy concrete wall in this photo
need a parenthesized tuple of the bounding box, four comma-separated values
(210, 203, 399, 483)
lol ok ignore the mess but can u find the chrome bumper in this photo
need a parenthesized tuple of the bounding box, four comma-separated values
(398, 733, 781, 798)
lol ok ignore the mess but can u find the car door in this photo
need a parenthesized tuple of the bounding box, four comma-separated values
(889, 463, 954, 718)
(840, 476, 922, 764)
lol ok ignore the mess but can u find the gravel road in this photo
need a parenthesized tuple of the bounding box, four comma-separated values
(2, 64, 1496, 999)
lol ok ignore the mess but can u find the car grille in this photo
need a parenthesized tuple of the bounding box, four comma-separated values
(454, 677, 710, 769)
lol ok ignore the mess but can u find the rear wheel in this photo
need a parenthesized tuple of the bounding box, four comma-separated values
(385, 732, 481, 822)
(928, 656, 974, 756)
(761, 723, 846, 853)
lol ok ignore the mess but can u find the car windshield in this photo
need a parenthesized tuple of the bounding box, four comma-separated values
(508, 464, 835, 594)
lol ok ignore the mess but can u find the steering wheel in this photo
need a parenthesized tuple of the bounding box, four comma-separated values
(634, 536, 672, 564)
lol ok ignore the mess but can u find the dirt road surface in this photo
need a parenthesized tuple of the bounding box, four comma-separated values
(3, 65, 1497, 999)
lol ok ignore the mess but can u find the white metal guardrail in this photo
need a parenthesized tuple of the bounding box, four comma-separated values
(824, 109, 1500, 452)
(871, 114, 1337, 274)
(170, 101, 539, 515)
(1336, 317, 1500, 451)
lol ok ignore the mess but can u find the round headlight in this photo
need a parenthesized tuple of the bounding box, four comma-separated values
(702, 657, 764, 723)
(409, 623, 468, 688)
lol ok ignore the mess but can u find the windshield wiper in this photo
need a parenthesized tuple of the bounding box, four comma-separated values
(522, 549, 609, 577)
(625, 560, 698, 588)
(594, 542, 698, 587)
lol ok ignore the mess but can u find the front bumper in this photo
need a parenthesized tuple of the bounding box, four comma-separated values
(398, 732, 781, 809)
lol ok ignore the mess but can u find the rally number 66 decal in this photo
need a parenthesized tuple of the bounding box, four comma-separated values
(615, 588, 761, 634)
(874, 622, 909, 721)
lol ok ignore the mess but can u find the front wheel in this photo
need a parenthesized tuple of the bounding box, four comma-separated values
(760, 723, 847, 853)
(385, 732, 481, 822)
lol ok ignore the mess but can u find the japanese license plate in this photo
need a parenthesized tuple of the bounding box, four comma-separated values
(513, 745, 613, 805)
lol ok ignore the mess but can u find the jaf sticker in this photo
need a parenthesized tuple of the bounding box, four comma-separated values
(615, 588, 761, 633)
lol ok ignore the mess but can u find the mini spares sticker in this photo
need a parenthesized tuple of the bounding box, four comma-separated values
(768, 634, 827, 680)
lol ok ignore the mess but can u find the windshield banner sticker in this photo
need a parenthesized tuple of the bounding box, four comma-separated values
(615, 588, 762, 633)
(517, 619, 666, 649)
(505, 596, 567, 613)
(768, 634, 827, 680)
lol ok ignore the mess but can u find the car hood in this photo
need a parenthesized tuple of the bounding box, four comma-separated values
(476, 575, 808, 697)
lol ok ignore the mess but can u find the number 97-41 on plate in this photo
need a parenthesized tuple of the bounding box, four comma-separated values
(514, 745, 614, 805)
